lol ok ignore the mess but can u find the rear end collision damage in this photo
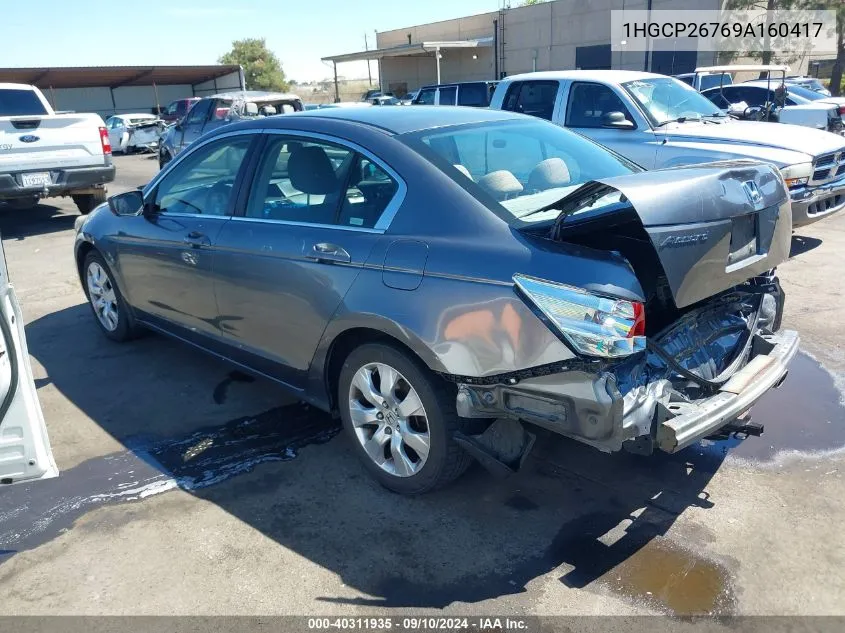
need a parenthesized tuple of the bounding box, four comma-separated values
(452, 161, 798, 465)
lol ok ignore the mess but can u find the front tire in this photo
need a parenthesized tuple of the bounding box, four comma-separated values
(83, 251, 140, 342)
(73, 190, 106, 214)
(159, 149, 172, 170)
(338, 343, 473, 495)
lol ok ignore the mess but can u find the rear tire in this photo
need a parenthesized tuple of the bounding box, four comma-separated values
(73, 190, 106, 214)
(82, 251, 141, 342)
(338, 343, 473, 495)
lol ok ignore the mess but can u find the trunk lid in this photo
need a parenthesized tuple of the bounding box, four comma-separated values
(562, 160, 792, 308)
(0, 113, 107, 171)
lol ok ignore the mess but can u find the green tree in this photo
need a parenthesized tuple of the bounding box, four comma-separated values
(219, 38, 288, 92)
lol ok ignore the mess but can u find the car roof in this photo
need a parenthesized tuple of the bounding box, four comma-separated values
(204, 90, 300, 102)
(255, 106, 525, 135)
(115, 113, 157, 118)
(500, 70, 665, 83)
(419, 80, 498, 89)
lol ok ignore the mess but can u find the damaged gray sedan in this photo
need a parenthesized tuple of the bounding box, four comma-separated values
(74, 107, 797, 494)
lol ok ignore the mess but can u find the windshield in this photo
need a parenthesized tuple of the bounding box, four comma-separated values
(401, 120, 640, 224)
(623, 77, 724, 126)
(0, 89, 49, 116)
(783, 84, 824, 101)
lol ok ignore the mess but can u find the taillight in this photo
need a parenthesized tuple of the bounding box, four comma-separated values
(99, 126, 111, 155)
(513, 274, 646, 358)
(839, 105, 845, 116)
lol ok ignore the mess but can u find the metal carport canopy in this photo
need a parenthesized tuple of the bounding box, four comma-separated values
(0, 65, 242, 89)
(322, 38, 493, 97)
(321, 38, 493, 65)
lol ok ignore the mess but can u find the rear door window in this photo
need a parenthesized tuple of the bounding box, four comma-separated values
(457, 83, 490, 107)
(438, 86, 457, 105)
(501, 81, 559, 120)
(246, 136, 398, 229)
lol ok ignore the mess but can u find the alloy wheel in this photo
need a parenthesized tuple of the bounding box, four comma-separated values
(86, 261, 119, 331)
(348, 362, 431, 477)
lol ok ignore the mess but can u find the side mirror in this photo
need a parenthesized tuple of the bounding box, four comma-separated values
(601, 111, 635, 129)
(107, 190, 145, 216)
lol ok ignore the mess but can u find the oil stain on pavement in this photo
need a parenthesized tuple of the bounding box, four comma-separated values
(0, 403, 339, 563)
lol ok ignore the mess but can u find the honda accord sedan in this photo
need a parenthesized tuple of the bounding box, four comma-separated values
(74, 107, 798, 494)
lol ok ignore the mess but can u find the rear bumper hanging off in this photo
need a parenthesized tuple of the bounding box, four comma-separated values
(656, 328, 798, 452)
(456, 328, 798, 455)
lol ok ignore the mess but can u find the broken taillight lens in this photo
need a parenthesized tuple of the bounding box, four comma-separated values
(514, 274, 646, 358)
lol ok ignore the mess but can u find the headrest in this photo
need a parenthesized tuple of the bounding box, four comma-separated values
(526, 158, 570, 191)
(477, 170, 523, 201)
(288, 146, 338, 195)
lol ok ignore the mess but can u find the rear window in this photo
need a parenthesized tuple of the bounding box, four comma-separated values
(401, 119, 639, 225)
(0, 89, 48, 116)
(458, 83, 492, 107)
(698, 74, 732, 91)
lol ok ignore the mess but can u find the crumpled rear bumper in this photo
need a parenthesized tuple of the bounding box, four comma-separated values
(455, 329, 799, 455)
(655, 328, 798, 452)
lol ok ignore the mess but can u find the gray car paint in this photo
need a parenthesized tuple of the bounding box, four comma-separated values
(75, 107, 795, 454)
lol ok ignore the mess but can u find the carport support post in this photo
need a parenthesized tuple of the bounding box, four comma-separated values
(152, 81, 160, 115)
(435, 47, 441, 84)
(333, 62, 340, 103)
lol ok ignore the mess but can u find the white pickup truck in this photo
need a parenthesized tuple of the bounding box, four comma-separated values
(0, 83, 114, 214)
(489, 70, 845, 227)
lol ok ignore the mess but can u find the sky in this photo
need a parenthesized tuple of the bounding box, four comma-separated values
(1, 0, 501, 82)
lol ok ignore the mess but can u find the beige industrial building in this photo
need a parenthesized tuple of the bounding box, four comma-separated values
(323, 0, 826, 97)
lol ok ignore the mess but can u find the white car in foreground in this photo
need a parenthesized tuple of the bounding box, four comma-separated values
(0, 238, 57, 486)
(104, 113, 166, 154)
(0, 83, 114, 213)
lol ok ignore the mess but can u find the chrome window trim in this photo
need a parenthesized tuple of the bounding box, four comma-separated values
(227, 216, 383, 233)
(255, 128, 407, 232)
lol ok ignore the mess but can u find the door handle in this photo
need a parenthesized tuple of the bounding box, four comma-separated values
(307, 242, 351, 263)
(183, 231, 211, 247)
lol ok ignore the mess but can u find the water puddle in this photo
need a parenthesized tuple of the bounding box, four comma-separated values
(698, 352, 845, 461)
(0, 403, 339, 562)
(601, 539, 732, 614)
(554, 512, 735, 615)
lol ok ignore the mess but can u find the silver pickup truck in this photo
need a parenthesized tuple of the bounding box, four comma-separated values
(489, 70, 845, 227)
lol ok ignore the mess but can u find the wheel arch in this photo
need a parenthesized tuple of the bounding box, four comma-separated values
(311, 319, 449, 414)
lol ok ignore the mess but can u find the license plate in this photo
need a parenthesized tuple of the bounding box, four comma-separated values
(21, 172, 51, 187)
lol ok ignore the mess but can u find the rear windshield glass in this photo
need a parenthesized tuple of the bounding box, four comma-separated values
(401, 120, 639, 224)
(0, 89, 48, 116)
(698, 73, 733, 91)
